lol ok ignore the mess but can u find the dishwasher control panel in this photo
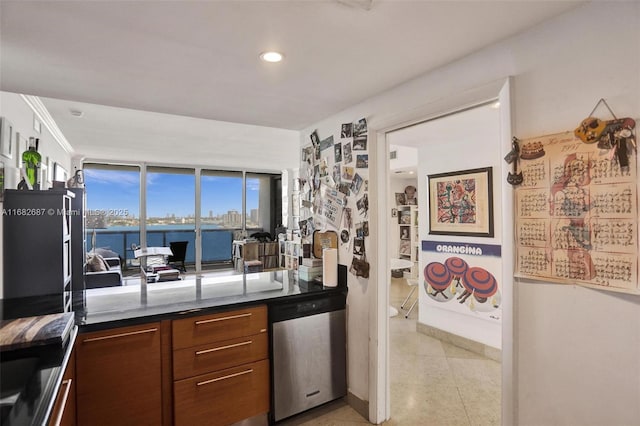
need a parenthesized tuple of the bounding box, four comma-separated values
(270, 292, 346, 323)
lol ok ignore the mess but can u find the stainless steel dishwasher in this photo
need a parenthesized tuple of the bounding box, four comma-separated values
(270, 292, 347, 422)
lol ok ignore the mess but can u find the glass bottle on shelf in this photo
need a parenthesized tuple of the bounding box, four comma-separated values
(21, 137, 42, 189)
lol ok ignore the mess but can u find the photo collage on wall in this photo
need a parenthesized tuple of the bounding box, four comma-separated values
(299, 118, 370, 278)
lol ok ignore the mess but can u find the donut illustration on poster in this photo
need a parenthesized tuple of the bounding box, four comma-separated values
(422, 240, 502, 321)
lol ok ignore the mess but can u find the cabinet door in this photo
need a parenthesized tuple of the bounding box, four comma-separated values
(174, 359, 269, 426)
(76, 323, 162, 425)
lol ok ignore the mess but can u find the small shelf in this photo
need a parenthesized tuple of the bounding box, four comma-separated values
(396, 205, 419, 278)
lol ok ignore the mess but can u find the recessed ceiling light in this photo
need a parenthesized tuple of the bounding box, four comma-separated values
(260, 51, 284, 63)
(491, 101, 500, 109)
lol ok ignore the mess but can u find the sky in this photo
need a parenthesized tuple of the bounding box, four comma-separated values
(84, 169, 260, 218)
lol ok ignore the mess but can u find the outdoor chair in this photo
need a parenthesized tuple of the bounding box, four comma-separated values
(167, 241, 188, 272)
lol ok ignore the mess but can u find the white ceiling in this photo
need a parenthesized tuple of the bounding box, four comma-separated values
(0, 0, 583, 133)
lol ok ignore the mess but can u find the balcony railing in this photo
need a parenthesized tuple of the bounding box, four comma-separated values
(87, 227, 263, 269)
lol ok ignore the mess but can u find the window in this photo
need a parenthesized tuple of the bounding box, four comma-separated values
(84, 163, 140, 265)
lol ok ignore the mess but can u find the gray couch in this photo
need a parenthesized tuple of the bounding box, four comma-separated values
(85, 256, 123, 289)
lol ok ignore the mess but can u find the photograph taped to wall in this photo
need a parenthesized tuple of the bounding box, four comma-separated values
(332, 164, 341, 186)
(302, 146, 314, 165)
(356, 154, 368, 168)
(514, 130, 639, 294)
(353, 117, 367, 136)
(321, 185, 346, 230)
(341, 123, 352, 138)
(334, 143, 342, 163)
(319, 135, 334, 151)
(350, 173, 363, 195)
(343, 142, 353, 164)
(353, 135, 367, 150)
(342, 166, 354, 181)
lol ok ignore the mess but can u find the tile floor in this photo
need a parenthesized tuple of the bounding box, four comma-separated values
(279, 277, 501, 426)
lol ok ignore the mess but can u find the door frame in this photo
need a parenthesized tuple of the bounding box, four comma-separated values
(370, 77, 515, 425)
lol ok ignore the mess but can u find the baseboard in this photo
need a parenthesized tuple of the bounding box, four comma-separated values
(346, 391, 369, 422)
(416, 322, 502, 362)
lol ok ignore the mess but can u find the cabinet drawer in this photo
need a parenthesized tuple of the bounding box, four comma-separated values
(174, 359, 269, 426)
(172, 305, 267, 349)
(173, 332, 268, 380)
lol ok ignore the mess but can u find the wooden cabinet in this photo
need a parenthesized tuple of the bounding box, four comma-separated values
(172, 305, 269, 425)
(174, 360, 269, 425)
(48, 348, 76, 426)
(172, 305, 267, 349)
(76, 323, 163, 425)
(73, 305, 269, 425)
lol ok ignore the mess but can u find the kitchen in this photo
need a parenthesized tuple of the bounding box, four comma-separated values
(1, 2, 639, 426)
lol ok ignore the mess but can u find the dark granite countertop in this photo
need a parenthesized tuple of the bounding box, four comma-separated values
(0, 269, 346, 425)
(75, 270, 347, 332)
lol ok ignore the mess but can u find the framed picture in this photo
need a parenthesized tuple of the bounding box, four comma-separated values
(54, 162, 68, 182)
(400, 226, 410, 240)
(428, 167, 494, 237)
(15, 133, 27, 168)
(0, 117, 14, 160)
(40, 163, 48, 190)
(33, 115, 42, 134)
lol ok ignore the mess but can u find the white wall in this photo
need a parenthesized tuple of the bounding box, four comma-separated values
(0, 91, 73, 298)
(302, 2, 640, 424)
(298, 125, 373, 407)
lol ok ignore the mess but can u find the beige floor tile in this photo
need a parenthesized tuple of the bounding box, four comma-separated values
(390, 317, 418, 335)
(389, 382, 471, 426)
(391, 330, 447, 358)
(457, 386, 501, 426)
(446, 358, 501, 389)
(440, 342, 485, 360)
(322, 404, 369, 422)
(390, 354, 458, 388)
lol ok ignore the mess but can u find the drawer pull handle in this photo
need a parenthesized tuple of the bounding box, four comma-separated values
(195, 340, 252, 356)
(52, 378, 73, 426)
(196, 369, 253, 386)
(195, 312, 252, 325)
(82, 328, 158, 343)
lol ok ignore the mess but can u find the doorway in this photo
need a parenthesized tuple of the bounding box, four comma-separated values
(371, 78, 514, 425)
(385, 102, 503, 424)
